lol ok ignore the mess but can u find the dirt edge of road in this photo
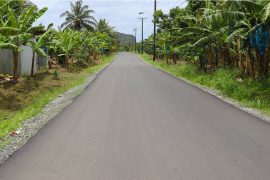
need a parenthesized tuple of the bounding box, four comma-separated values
(0, 55, 117, 165)
(137, 53, 270, 124)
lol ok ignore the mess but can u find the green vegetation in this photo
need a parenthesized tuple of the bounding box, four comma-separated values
(0, 0, 118, 141)
(141, 0, 270, 80)
(0, 54, 115, 140)
(139, 0, 270, 115)
(0, 0, 118, 82)
(0, 1, 47, 81)
(140, 53, 270, 115)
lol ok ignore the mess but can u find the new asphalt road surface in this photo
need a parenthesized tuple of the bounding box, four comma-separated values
(0, 53, 270, 180)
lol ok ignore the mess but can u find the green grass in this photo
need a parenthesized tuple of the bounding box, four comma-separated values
(0, 54, 115, 140)
(140, 53, 270, 115)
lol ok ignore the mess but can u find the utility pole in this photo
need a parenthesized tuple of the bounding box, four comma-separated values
(129, 38, 131, 52)
(138, 17, 147, 54)
(153, 0, 157, 61)
(133, 28, 137, 53)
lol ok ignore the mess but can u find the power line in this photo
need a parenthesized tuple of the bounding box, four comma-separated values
(137, 0, 185, 43)
(179, 0, 187, 7)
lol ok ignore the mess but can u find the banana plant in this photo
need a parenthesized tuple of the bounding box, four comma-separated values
(27, 29, 55, 76)
(53, 30, 80, 68)
(0, 4, 47, 81)
(157, 32, 172, 64)
(85, 32, 111, 60)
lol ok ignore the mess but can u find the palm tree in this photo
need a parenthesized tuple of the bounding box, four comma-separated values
(60, 0, 96, 31)
(96, 19, 114, 37)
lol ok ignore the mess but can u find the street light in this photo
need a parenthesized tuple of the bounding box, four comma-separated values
(133, 28, 137, 53)
(138, 12, 147, 54)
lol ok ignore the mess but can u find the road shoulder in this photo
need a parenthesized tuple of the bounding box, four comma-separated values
(137, 53, 270, 124)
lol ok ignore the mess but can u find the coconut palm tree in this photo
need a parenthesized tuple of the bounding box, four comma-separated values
(96, 19, 114, 37)
(60, 0, 96, 31)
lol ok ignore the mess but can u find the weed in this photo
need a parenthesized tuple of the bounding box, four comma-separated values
(53, 70, 59, 80)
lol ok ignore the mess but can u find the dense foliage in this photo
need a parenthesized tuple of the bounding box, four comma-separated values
(0, 0, 117, 81)
(141, 0, 270, 80)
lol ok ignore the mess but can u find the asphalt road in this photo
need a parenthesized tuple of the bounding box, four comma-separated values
(0, 53, 270, 180)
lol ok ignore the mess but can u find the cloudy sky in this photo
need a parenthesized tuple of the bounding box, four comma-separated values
(31, 0, 187, 40)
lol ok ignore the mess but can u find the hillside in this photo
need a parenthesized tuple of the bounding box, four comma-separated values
(114, 32, 135, 49)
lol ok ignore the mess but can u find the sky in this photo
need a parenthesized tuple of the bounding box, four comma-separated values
(31, 0, 187, 40)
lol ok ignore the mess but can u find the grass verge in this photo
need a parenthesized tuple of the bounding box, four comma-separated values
(0, 54, 115, 140)
(139, 53, 270, 115)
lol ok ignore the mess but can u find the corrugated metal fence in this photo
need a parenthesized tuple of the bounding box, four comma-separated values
(0, 46, 48, 76)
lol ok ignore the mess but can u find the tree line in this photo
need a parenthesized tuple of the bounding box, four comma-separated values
(0, 0, 118, 82)
(141, 0, 270, 80)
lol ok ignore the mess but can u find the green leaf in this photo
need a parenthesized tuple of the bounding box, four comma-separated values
(0, 27, 20, 36)
(0, 43, 18, 50)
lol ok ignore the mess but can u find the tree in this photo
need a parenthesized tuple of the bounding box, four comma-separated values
(150, 0, 270, 78)
(86, 32, 109, 60)
(27, 28, 55, 76)
(157, 32, 171, 64)
(53, 30, 80, 69)
(96, 19, 114, 37)
(0, 2, 47, 81)
(60, 0, 96, 31)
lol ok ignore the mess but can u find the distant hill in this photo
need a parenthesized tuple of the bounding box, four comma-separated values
(114, 32, 135, 49)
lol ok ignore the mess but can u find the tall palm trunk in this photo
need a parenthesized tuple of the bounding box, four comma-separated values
(31, 52, 35, 76)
